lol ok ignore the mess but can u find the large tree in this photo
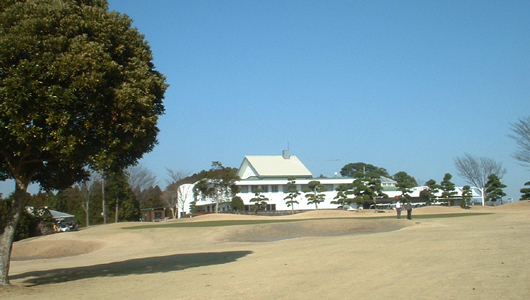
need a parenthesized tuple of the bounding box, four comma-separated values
(454, 153, 506, 206)
(350, 174, 386, 210)
(509, 116, 530, 167)
(193, 162, 240, 213)
(393, 171, 416, 201)
(0, 0, 167, 286)
(340, 162, 389, 178)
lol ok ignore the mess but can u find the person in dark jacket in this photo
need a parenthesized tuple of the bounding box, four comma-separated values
(405, 201, 412, 220)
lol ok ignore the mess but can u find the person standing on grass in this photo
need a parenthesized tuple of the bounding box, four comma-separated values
(405, 201, 412, 220)
(395, 199, 402, 219)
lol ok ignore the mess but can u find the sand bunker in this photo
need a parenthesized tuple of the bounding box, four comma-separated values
(11, 239, 104, 260)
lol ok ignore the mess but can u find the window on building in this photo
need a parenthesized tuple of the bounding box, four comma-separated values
(240, 186, 248, 193)
(261, 185, 269, 193)
(271, 185, 278, 193)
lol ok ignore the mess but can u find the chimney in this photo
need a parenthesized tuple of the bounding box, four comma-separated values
(282, 150, 290, 159)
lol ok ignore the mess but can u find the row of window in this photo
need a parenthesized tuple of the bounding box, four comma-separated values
(240, 185, 335, 193)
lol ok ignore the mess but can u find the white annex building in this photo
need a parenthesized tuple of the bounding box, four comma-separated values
(178, 151, 482, 216)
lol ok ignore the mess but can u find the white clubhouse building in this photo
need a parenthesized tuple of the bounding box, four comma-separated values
(179, 151, 482, 215)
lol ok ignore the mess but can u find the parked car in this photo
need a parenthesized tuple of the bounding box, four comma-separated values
(55, 220, 79, 232)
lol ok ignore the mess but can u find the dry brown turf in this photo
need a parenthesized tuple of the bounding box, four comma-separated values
(2, 202, 530, 299)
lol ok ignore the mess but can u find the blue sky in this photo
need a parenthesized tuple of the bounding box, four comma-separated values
(2, 0, 529, 200)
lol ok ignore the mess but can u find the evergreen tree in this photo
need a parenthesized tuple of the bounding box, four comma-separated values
(283, 177, 301, 212)
(350, 174, 387, 209)
(393, 171, 415, 201)
(250, 188, 268, 213)
(485, 174, 507, 204)
(461, 185, 472, 209)
(303, 181, 327, 209)
(424, 179, 440, 205)
(520, 181, 530, 200)
(440, 173, 457, 206)
(105, 171, 140, 222)
(0, 0, 167, 285)
(231, 196, 245, 213)
(332, 183, 353, 208)
(193, 162, 240, 213)
(340, 162, 390, 178)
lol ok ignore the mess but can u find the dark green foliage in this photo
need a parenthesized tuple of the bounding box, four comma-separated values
(332, 183, 353, 207)
(1, 0, 166, 284)
(1, 196, 53, 241)
(193, 162, 240, 213)
(393, 171, 416, 200)
(520, 181, 530, 200)
(231, 196, 244, 212)
(0, 0, 167, 188)
(423, 179, 440, 204)
(104, 171, 140, 222)
(303, 181, 327, 209)
(189, 201, 198, 214)
(340, 162, 389, 178)
(350, 174, 387, 208)
(440, 173, 457, 206)
(50, 186, 83, 214)
(250, 188, 268, 212)
(283, 177, 300, 211)
(461, 185, 472, 209)
(485, 174, 507, 203)
(138, 185, 164, 209)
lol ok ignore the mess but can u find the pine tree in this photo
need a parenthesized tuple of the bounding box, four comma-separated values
(485, 174, 507, 204)
(440, 173, 457, 206)
(520, 181, 530, 200)
(283, 177, 301, 212)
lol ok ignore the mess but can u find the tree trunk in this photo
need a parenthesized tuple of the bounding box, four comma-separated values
(102, 178, 107, 224)
(86, 199, 90, 227)
(0, 181, 28, 286)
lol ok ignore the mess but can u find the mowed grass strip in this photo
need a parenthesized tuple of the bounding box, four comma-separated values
(123, 212, 490, 229)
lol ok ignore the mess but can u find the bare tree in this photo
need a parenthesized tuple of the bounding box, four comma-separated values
(126, 165, 157, 196)
(78, 171, 101, 227)
(164, 168, 191, 218)
(509, 116, 530, 168)
(454, 153, 506, 206)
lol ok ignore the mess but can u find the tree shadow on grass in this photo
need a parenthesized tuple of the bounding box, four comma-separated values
(10, 251, 253, 286)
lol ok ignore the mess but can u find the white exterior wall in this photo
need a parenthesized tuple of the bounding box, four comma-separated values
(179, 179, 483, 214)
